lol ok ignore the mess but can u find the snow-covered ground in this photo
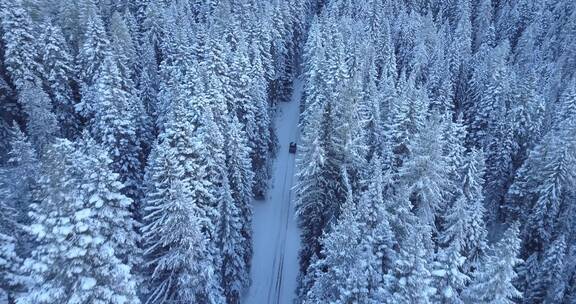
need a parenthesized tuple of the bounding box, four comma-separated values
(243, 80, 303, 304)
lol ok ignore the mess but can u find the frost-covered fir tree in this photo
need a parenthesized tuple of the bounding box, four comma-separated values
(431, 244, 469, 304)
(0, 208, 20, 303)
(295, 100, 348, 279)
(217, 175, 245, 304)
(224, 116, 254, 291)
(109, 12, 137, 83)
(109, 11, 153, 156)
(18, 138, 140, 304)
(76, 0, 110, 90)
(0, 128, 34, 303)
(88, 56, 142, 199)
(38, 19, 79, 139)
(229, 36, 270, 199)
(385, 225, 436, 304)
(0, 0, 43, 90)
(18, 84, 59, 151)
(141, 140, 224, 304)
(464, 223, 523, 304)
(398, 115, 451, 229)
(357, 156, 396, 275)
(441, 148, 488, 269)
(387, 75, 428, 169)
(508, 84, 576, 248)
(529, 235, 567, 303)
(303, 173, 386, 304)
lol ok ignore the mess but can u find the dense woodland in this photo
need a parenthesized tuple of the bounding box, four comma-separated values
(0, 0, 575, 304)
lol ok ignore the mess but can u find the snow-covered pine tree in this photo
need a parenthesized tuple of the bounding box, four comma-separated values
(0, 128, 36, 303)
(441, 148, 488, 270)
(385, 224, 436, 304)
(75, 135, 141, 267)
(109, 11, 153, 157)
(76, 0, 111, 111)
(302, 172, 385, 304)
(464, 223, 523, 304)
(224, 116, 254, 290)
(18, 84, 59, 151)
(247, 42, 273, 198)
(431, 244, 469, 304)
(529, 235, 567, 303)
(386, 75, 428, 169)
(0, 0, 43, 90)
(38, 19, 80, 139)
(398, 115, 451, 230)
(295, 99, 348, 280)
(1, 123, 40, 234)
(88, 56, 142, 199)
(109, 12, 137, 84)
(141, 140, 224, 304)
(0, 201, 20, 303)
(18, 138, 140, 304)
(471, 41, 516, 221)
(217, 174, 245, 304)
(268, 3, 292, 102)
(357, 156, 396, 275)
(441, 116, 468, 202)
(472, 0, 495, 52)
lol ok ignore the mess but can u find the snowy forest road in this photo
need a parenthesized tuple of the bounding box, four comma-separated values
(243, 80, 303, 304)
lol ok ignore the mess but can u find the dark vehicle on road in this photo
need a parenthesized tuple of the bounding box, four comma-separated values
(289, 142, 297, 153)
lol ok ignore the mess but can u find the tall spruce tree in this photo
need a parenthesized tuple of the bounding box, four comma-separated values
(464, 223, 523, 304)
(18, 138, 140, 304)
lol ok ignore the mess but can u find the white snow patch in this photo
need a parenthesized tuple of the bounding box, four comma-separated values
(75, 208, 91, 221)
(29, 224, 46, 238)
(81, 277, 97, 290)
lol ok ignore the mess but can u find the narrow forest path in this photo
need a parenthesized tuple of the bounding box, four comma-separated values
(243, 79, 303, 304)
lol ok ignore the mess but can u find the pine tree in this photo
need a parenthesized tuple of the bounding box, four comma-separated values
(0, 0, 43, 90)
(464, 223, 523, 304)
(357, 156, 396, 275)
(109, 12, 137, 83)
(387, 75, 429, 169)
(441, 148, 488, 269)
(76, 0, 110, 92)
(398, 115, 451, 229)
(109, 12, 153, 155)
(431, 245, 469, 304)
(217, 176, 245, 304)
(18, 138, 140, 304)
(18, 84, 59, 151)
(38, 19, 80, 139)
(109, 11, 152, 147)
(0, 212, 20, 303)
(303, 174, 385, 304)
(0, 125, 41, 302)
(471, 42, 515, 220)
(224, 116, 254, 287)
(295, 100, 347, 279)
(76, 135, 141, 266)
(248, 47, 273, 198)
(507, 80, 576, 248)
(268, 3, 292, 102)
(141, 141, 224, 304)
(385, 225, 436, 304)
(88, 56, 142, 199)
(530, 235, 567, 303)
(472, 0, 495, 51)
